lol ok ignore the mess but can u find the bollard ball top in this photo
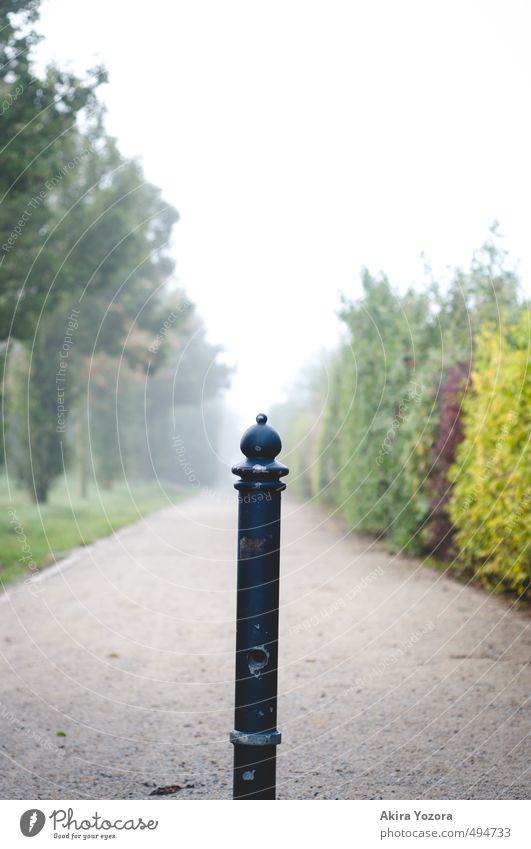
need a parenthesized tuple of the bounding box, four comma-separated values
(233, 412, 289, 481)
(240, 412, 282, 459)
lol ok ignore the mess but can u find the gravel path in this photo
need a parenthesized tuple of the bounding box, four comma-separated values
(0, 491, 529, 800)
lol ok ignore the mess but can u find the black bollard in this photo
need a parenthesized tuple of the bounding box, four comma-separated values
(230, 413, 289, 800)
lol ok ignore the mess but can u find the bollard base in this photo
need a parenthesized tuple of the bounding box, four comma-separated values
(233, 743, 277, 800)
(230, 729, 281, 746)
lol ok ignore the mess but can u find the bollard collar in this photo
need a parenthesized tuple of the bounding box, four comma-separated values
(232, 414, 289, 481)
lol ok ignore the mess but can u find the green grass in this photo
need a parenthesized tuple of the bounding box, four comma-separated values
(0, 476, 183, 588)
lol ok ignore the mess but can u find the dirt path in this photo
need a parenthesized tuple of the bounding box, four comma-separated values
(0, 491, 529, 800)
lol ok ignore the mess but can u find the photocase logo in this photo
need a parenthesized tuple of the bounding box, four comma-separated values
(20, 809, 46, 837)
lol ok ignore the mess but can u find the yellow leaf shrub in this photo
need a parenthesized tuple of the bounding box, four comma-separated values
(449, 310, 531, 595)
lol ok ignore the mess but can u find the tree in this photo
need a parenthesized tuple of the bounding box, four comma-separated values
(8, 310, 68, 501)
(0, 0, 105, 340)
(1, 1, 232, 503)
(8, 137, 181, 500)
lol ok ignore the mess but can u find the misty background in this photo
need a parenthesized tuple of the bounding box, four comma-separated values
(34, 0, 531, 414)
(0, 0, 529, 595)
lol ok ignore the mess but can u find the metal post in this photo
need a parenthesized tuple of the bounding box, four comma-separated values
(230, 413, 289, 800)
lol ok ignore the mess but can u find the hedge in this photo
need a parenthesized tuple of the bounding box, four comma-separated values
(448, 313, 530, 595)
(279, 231, 529, 596)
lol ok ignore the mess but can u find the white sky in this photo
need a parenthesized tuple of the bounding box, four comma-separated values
(36, 0, 531, 416)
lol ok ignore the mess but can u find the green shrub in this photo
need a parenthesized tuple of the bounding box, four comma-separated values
(280, 231, 527, 595)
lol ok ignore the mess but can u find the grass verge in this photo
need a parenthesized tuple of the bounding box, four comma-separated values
(0, 476, 182, 588)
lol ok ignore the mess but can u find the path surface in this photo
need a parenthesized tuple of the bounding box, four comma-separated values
(0, 492, 529, 800)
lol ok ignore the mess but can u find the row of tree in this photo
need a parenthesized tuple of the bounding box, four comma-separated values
(277, 228, 530, 596)
(1, 0, 229, 501)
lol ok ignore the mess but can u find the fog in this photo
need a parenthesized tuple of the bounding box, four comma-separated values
(35, 0, 531, 423)
(1, 0, 529, 810)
